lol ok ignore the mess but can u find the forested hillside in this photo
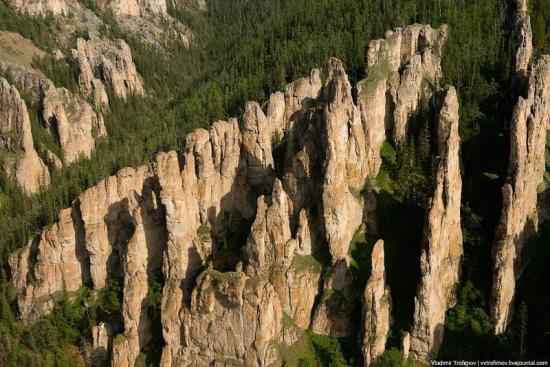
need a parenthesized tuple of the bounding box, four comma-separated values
(0, 0, 549, 365)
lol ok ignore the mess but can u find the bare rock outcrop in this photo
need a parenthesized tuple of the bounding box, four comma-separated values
(8, 25, 458, 363)
(71, 35, 144, 101)
(9, 0, 71, 15)
(362, 240, 392, 367)
(42, 87, 106, 163)
(246, 179, 321, 330)
(98, 0, 167, 17)
(176, 269, 283, 366)
(513, 0, 532, 77)
(92, 322, 110, 366)
(359, 24, 448, 152)
(491, 56, 550, 334)
(79, 165, 154, 289)
(111, 176, 167, 367)
(9, 207, 89, 321)
(410, 87, 463, 361)
(0, 77, 50, 193)
(321, 57, 365, 262)
(71, 39, 109, 109)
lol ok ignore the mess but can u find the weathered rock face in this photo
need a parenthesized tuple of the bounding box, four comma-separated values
(410, 87, 463, 361)
(111, 176, 167, 367)
(311, 259, 356, 337)
(359, 24, 448, 153)
(513, 0, 532, 77)
(71, 35, 144, 101)
(177, 269, 283, 367)
(42, 87, 106, 163)
(79, 166, 154, 289)
(9, 23, 460, 363)
(0, 61, 54, 99)
(98, 0, 167, 16)
(92, 322, 110, 366)
(9, 0, 70, 15)
(71, 39, 109, 110)
(0, 77, 50, 193)
(321, 57, 365, 262)
(9, 207, 89, 321)
(246, 180, 321, 330)
(362, 240, 392, 367)
(1, 44, 109, 175)
(491, 56, 550, 334)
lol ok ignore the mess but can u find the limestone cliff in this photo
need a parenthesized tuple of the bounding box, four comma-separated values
(0, 77, 50, 193)
(359, 24, 448, 149)
(246, 179, 321, 330)
(410, 87, 463, 361)
(71, 35, 144, 101)
(9, 24, 462, 364)
(42, 87, 106, 163)
(9, 0, 71, 15)
(362, 240, 392, 367)
(9, 207, 88, 321)
(513, 0, 532, 77)
(0, 32, 113, 185)
(491, 56, 550, 334)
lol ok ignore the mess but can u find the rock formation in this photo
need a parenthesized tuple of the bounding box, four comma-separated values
(9, 0, 70, 15)
(71, 35, 144, 101)
(0, 77, 50, 193)
(321, 57, 365, 262)
(513, 0, 532, 77)
(9, 24, 460, 362)
(362, 240, 392, 367)
(1, 32, 114, 181)
(71, 39, 109, 109)
(97, 0, 167, 17)
(246, 180, 321, 330)
(491, 56, 550, 334)
(358, 24, 448, 153)
(177, 269, 283, 366)
(42, 87, 106, 163)
(9, 207, 88, 321)
(410, 87, 463, 361)
(92, 322, 110, 366)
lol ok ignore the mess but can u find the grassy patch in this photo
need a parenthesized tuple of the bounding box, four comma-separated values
(277, 329, 349, 367)
(358, 57, 391, 99)
(290, 254, 323, 273)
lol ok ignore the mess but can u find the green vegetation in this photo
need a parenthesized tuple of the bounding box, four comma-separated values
(31, 55, 79, 93)
(278, 329, 349, 367)
(290, 254, 323, 274)
(377, 348, 421, 367)
(0, 1, 59, 51)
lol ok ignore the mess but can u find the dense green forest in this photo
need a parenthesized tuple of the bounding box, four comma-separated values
(0, 0, 549, 365)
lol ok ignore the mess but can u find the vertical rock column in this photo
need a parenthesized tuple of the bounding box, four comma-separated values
(0, 77, 50, 193)
(410, 87, 463, 361)
(491, 56, 550, 334)
(362, 240, 392, 367)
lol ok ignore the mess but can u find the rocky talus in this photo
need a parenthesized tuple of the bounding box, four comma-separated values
(362, 240, 392, 367)
(410, 87, 463, 362)
(491, 55, 550, 334)
(0, 77, 50, 193)
(10, 23, 464, 365)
